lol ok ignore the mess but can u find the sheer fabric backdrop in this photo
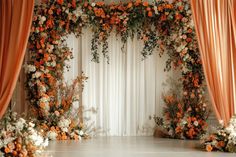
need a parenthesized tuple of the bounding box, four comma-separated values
(65, 29, 174, 136)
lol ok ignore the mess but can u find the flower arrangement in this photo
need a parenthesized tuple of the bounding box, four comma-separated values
(153, 77, 210, 139)
(27, 73, 89, 140)
(202, 116, 236, 153)
(27, 0, 207, 139)
(0, 110, 48, 157)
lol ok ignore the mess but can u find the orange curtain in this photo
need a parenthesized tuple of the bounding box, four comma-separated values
(229, 0, 236, 116)
(0, 0, 34, 118)
(190, 0, 236, 125)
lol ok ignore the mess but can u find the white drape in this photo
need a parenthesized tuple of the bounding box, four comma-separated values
(65, 29, 173, 136)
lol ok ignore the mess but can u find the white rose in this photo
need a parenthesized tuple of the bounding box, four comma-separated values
(6, 124, 15, 132)
(15, 119, 25, 131)
(0, 140, 3, 148)
(153, 6, 158, 15)
(34, 71, 42, 78)
(26, 65, 36, 73)
(62, 127, 68, 133)
(79, 130, 84, 136)
(91, 3, 96, 7)
(39, 16, 46, 25)
(41, 16, 46, 22)
(219, 120, 224, 126)
(193, 121, 199, 126)
(47, 131, 58, 140)
(29, 122, 35, 128)
(43, 138, 49, 147)
(65, 9, 69, 14)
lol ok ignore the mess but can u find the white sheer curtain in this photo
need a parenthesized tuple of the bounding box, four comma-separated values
(65, 29, 173, 136)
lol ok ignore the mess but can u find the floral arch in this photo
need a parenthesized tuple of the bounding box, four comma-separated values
(26, 0, 209, 140)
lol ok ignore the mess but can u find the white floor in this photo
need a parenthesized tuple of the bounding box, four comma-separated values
(44, 137, 235, 157)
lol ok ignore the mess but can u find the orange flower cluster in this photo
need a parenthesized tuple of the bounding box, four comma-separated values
(204, 134, 228, 152)
(3, 138, 32, 157)
(162, 90, 208, 139)
(94, 8, 106, 18)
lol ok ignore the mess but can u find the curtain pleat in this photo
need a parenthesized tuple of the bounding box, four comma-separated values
(191, 0, 236, 125)
(0, 0, 34, 118)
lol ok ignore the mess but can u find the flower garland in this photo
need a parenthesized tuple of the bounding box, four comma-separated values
(0, 110, 48, 157)
(26, 0, 208, 140)
(202, 117, 236, 153)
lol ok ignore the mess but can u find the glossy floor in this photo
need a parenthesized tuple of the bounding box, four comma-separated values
(43, 136, 235, 157)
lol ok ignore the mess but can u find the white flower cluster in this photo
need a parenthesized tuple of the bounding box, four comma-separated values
(153, 6, 159, 15)
(25, 64, 36, 73)
(38, 15, 46, 25)
(58, 116, 71, 133)
(73, 6, 83, 18)
(226, 116, 236, 145)
(15, 118, 26, 132)
(32, 71, 42, 79)
(47, 131, 58, 140)
(27, 123, 49, 149)
(0, 112, 48, 155)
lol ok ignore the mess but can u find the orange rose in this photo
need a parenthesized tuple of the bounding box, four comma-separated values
(118, 5, 125, 11)
(148, 11, 153, 17)
(48, 9, 53, 15)
(39, 27, 44, 32)
(143, 1, 149, 7)
(40, 102, 46, 109)
(4, 147, 11, 153)
(135, 0, 141, 6)
(177, 112, 182, 118)
(187, 128, 196, 139)
(217, 141, 225, 148)
(127, 2, 133, 8)
(72, 0, 76, 8)
(46, 19, 54, 28)
(175, 126, 182, 133)
(44, 53, 50, 61)
(102, 23, 110, 31)
(187, 29, 193, 33)
(16, 143, 22, 151)
(12, 151, 18, 156)
(175, 13, 183, 20)
(160, 14, 167, 21)
(158, 6, 163, 12)
(206, 145, 213, 152)
(165, 4, 173, 9)
(178, 5, 184, 11)
(94, 8, 105, 18)
(57, 0, 63, 5)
